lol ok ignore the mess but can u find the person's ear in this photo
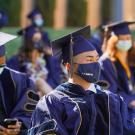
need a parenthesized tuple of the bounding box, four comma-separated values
(0, 56, 6, 65)
(65, 63, 71, 71)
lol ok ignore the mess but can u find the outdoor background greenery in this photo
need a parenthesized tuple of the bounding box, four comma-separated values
(0, 0, 112, 27)
(0, 0, 21, 26)
(0, 0, 134, 59)
(1, 27, 135, 59)
(1, 27, 77, 58)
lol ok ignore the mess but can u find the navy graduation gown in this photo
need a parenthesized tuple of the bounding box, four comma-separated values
(95, 89, 135, 135)
(7, 54, 27, 73)
(99, 58, 135, 105)
(99, 58, 118, 92)
(114, 60, 135, 104)
(0, 67, 38, 131)
(29, 82, 135, 135)
(29, 82, 97, 135)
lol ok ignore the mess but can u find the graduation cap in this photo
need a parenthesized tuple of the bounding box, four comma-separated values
(51, 26, 94, 63)
(27, 9, 42, 20)
(102, 21, 135, 35)
(0, 10, 8, 28)
(0, 32, 17, 56)
(88, 36, 103, 57)
(51, 26, 97, 77)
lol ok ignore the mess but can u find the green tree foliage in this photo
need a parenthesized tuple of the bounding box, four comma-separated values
(67, 0, 87, 27)
(37, 0, 55, 27)
(101, 0, 112, 23)
(0, 0, 21, 26)
(0, 0, 87, 27)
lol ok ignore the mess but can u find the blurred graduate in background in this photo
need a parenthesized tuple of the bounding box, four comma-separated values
(0, 32, 39, 135)
(18, 8, 50, 46)
(99, 21, 135, 108)
(7, 28, 63, 96)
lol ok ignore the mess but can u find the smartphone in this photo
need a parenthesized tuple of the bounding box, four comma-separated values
(3, 119, 17, 128)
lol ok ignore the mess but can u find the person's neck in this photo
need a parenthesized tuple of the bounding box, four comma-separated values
(68, 74, 90, 90)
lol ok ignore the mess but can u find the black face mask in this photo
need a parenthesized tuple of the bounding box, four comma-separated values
(76, 62, 101, 83)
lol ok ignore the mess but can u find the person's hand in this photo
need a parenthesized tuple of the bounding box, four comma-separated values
(129, 100, 135, 109)
(32, 32, 42, 42)
(44, 46, 52, 56)
(0, 121, 22, 135)
(105, 35, 118, 61)
(0, 125, 7, 135)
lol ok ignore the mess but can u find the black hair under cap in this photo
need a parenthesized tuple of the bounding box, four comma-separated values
(102, 21, 135, 35)
(51, 26, 91, 64)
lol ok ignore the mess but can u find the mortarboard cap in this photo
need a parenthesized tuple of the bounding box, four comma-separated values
(102, 21, 135, 35)
(88, 36, 103, 56)
(51, 26, 96, 64)
(0, 10, 8, 28)
(0, 32, 17, 56)
(27, 9, 42, 20)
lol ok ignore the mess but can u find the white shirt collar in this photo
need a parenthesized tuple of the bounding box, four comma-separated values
(87, 83, 97, 93)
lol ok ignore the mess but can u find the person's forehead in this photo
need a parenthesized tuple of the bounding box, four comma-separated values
(74, 50, 98, 57)
(118, 34, 132, 39)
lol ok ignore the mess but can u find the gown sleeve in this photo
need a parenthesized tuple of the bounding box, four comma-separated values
(10, 74, 39, 130)
(29, 90, 82, 135)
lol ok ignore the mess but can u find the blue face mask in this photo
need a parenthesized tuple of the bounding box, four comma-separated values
(34, 19, 44, 27)
(76, 62, 101, 83)
(116, 40, 132, 51)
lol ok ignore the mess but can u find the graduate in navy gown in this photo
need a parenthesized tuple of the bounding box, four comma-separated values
(0, 34, 39, 135)
(100, 21, 135, 108)
(17, 8, 50, 46)
(28, 26, 135, 135)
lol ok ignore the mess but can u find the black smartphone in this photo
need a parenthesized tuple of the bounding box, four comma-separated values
(3, 119, 17, 128)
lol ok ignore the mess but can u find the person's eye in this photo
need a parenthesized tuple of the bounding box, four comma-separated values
(87, 57, 93, 62)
